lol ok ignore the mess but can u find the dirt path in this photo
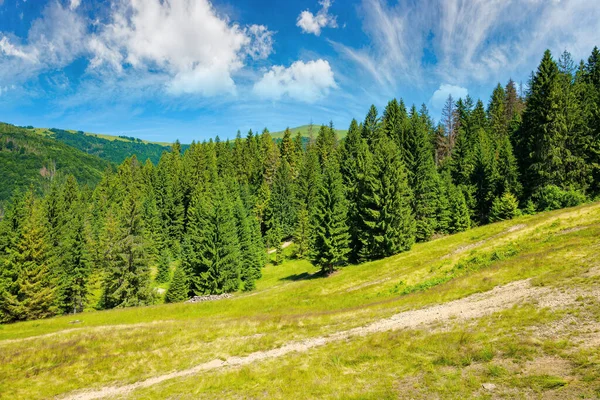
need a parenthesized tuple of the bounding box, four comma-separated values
(267, 241, 293, 254)
(62, 278, 583, 400)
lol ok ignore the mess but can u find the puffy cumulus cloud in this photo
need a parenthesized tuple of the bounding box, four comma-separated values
(429, 84, 468, 112)
(253, 59, 337, 103)
(69, 0, 81, 10)
(297, 0, 338, 36)
(89, 0, 275, 97)
(245, 25, 275, 60)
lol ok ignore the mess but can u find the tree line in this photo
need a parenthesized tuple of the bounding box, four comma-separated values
(1, 47, 599, 323)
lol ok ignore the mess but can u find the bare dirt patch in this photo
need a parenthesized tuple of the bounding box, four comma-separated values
(62, 278, 576, 400)
(442, 224, 527, 259)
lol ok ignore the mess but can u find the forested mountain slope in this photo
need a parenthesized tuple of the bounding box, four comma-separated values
(28, 127, 175, 165)
(0, 123, 110, 202)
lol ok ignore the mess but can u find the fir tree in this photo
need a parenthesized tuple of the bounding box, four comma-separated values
(155, 250, 171, 284)
(356, 137, 415, 261)
(447, 182, 471, 233)
(294, 205, 310, 259)
(266, 159, 296, 239)
(165, 265, 189, 303)
(0, 194, 57, 322)
(408, 106, 439, 241)
(310, 158, 350, 275)
(57, 207, 90, 314)
(101, 188, 154, 309)
(520, 50, 568, 195)
(186, 181, 241, 295)
(489, 192, 520, 222)
(234, 195, 261, 290)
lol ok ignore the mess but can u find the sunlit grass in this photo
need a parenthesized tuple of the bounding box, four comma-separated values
(1, 202, 599, 399)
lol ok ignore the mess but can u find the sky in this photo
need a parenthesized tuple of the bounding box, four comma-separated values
(0, 0, 598, 143)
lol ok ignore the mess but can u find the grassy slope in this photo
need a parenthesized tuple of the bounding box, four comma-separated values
(0, 123, 110, 201)
(1, 203, 599, 399)
(271, 124, 348, 139)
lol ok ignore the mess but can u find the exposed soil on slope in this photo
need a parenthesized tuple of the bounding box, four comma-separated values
(62, 278, 598, 400)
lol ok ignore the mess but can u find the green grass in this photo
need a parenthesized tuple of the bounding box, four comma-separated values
(271, 124, 348, 139)
(1, 203, 600, 399)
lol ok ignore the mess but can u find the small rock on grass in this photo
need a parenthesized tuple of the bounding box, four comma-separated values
(482, 383, 497, 391)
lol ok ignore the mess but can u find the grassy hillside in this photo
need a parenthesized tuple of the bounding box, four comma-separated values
(271, 124, 347, 139)
(1, 203, 599, 399)
(0, 123, 110, 202)
(27, 127, 174, 164)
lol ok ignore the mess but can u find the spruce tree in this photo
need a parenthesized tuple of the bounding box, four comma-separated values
(266, 159, 296, 239)
(294, 205, 310, 258)
(447, 182, 471, 233)
(310, 158, 350, 275)
(101, 188, 154, 309)
(234, 195, 261, 291)
(155, 250, 171, 284)
(186, 181, 241, 295)
(57, 206, 90, 314)
(165, 265, 189, 303)
(489, 192, 520, 222)
(0, 194, 57, 322)
(356, 137, 415, 261)
(338, 119, 361, 259)
(362, 105, 381, 146)
(519, 50, 567, 195)
(408, 105, 439, 241)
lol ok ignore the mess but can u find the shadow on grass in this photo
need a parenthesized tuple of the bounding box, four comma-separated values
(279, 271, 325, 282)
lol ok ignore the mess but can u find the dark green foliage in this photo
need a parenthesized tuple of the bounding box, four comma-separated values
(489, 192, 520, 222)
(186, 181, 241, 295)
(266, 159, 296, 239)
(2, 46, 599, 323)
(165, 265, 189, 303)
(0, 123, 109, 201)
(294, 206, 310, 259)
(0, 192, 57, 322)
(234, 195, 261, 290)
(155, 250, 171, 284)
(100, 159, 154, 308)
(533, 185, 587, 211)
(356, 136, 415, 261)
(45, 128, 176, 164)
(57, 204, 90, 314)
(408, 106, 439, 241)
(448, 184, 471, 233)
(310, 158, 350, 275)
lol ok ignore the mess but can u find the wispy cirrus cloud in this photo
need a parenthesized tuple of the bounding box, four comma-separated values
(336, 0, 600, 90)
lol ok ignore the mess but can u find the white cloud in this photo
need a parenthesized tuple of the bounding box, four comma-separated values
(89, 0, 274, 96)
(253, 59, 337, 103)
(338, 0, 600, 89)
(297, 0, 338, 36)
(245, 25, 274, 60)
(429, 84, 468, 113)
(0, 2, 87, 84)
(69, 0, 81, 10)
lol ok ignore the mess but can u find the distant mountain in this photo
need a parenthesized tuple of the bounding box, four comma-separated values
(270, 125, 347, 140)
(27, 127, 176, 165)
(0, 123, 110, 202)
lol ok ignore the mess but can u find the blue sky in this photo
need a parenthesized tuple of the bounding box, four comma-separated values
(0, 0, 598, 143)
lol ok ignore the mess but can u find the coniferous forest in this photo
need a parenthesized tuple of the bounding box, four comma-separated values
(1, 48, 599, 323)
